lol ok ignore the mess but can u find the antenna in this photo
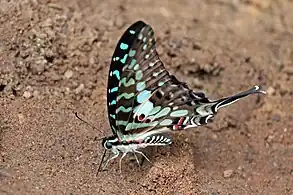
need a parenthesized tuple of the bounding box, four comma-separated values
(96, 149, 107, 176)
(74, 112, 105, 141)
(75, 112, 100, 132)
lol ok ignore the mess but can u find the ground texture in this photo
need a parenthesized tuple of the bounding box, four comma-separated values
(1, 0, 293, 194)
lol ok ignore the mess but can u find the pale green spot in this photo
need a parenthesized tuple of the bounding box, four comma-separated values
(110, 114, 116, 119)
(143, 37, 147, 42)
(160, 119, 173, 126)
(149, 61, 155, 67)
(138, 34, 143, 40)
(129, 30, 135, 34)
(110, 87, 118, 93)
(134, 64, 139, 71)
(196, 104, 213, 116)
(128, 59, 136, 69)
(117, 93, 135, 100)
(135, 100, 154, 116)
(158, 81, 165, 86)
(117, 106, 132, 113)
(170, 110, 189, 117)
(129, 49, 136, 57)
(149, 106, 161, 115)
(135, 70, 143, 80)
(137, 90, 151, 103)
(115, 57, 120, 61)
(136, 82, 146, 91)
(120, 54, 128, 64)
(125, 121, 158, 131)
(120, 43, 128, 50)
(153, 71, 160, 77)
(116, 120, 128, 126)
(154, 107, 171, 118)
(143, 44, 147, 50)
(121, 77, 135, 87)
(112, 70, 120, 80)
(110, 100, 116, 105)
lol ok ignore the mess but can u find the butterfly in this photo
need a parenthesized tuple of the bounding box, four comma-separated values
(100, 21, 265, 173)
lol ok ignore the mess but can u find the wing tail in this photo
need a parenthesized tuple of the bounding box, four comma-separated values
(211, 85, 266, 113)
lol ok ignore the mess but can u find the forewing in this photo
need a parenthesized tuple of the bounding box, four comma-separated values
(107, 21, 146, 136)
(113, 21, 210, 137)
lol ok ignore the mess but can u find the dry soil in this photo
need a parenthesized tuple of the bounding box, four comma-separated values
(1, 0, 293, 194)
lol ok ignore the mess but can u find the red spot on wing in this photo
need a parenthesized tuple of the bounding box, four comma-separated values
(178, 117, 184, 126)
(145, 118, 151, 123)
(138, 114, 145, 121)
(173, 117, 185, 130)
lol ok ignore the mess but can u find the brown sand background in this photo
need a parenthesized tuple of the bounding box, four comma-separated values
(1, 0, 293, 194)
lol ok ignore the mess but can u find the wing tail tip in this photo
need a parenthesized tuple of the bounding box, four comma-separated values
(253, 85, 266, 95)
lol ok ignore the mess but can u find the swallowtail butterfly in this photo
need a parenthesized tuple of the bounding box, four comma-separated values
(100, 21, 265, 172)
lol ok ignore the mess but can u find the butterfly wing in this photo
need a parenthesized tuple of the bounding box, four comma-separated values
(110, 21, 207, 138)
(108, 21, 264, 139)
(107, 21, 147, 136)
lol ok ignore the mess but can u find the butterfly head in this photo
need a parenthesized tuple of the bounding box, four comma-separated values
(102, 136, 119, 150)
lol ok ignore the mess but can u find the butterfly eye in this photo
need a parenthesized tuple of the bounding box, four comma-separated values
(104, 141, 113, 149)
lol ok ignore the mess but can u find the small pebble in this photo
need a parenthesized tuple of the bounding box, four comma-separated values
(75, 84, 84, 94)
(18, 113, 25, 124)
(211, 133, 218, 140)
(266, 86, 275, 96)
(51, 72, 61, 81)
(223, 169, 233, 178)
(33, 90, 40, 97)
(64, 70, 73, 79)
(23, 91, 32, 99)
(31, 59, 46, 74)
(267, 135, 274, 143)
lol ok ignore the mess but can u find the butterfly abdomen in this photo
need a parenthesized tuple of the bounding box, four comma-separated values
(143, 134, 172, 146)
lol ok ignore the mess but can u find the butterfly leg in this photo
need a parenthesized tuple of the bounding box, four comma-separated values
(134, 150, 163, 170)
(132, 150, 141, 167)
(102, 150, 119, 170)
(119, 152, 127, 173)
(134, 150, 152, 165)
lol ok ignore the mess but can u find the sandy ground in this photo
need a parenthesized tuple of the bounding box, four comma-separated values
(1, 0, 293, 194)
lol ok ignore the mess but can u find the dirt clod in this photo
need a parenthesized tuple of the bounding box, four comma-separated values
(23, 91, 32, 99)
(223, 169, 234, 178)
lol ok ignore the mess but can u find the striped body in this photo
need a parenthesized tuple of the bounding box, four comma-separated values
(103, 134, 172, 151)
